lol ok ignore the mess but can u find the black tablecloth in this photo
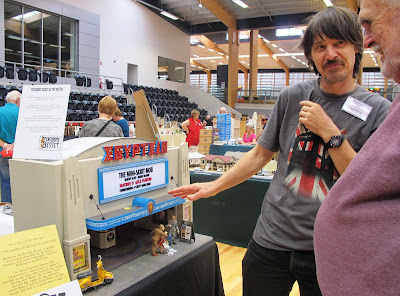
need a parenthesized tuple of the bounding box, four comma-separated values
(116, 240, 224, 296)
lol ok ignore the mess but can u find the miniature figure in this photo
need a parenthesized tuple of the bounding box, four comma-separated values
(166, 215, 180, 245)
(151, 224, 168, 256)
(78, 255, 113, 292)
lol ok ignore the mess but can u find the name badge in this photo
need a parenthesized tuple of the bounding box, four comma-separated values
(341, 96, 372, 121)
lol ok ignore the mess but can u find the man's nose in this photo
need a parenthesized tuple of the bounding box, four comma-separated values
(363, 29, 375, 48)
(326, 46, 338, 60)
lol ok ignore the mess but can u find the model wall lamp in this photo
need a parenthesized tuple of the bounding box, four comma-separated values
(136, 0, 182, 21)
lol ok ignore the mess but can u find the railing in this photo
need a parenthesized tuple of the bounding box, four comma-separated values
(236, 89, 282, 104)
(207, 85, 228, 104)
(0, 60, 124, 94)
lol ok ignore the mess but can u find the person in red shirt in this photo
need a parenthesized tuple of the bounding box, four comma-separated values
(181, 110, 206, 147)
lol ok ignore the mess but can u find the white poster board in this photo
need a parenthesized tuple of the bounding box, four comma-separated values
(13, 85, 70, 160)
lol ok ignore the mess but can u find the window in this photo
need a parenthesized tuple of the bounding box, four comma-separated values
(158, 56, 186, 83)
(4, 1, 78, 76)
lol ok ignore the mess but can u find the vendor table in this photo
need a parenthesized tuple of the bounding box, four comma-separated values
(209, 144, 253, 155)
(86, 233, 224, 296)
(191, 171, 271, 248)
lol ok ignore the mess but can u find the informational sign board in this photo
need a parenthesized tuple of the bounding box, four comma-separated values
(13, 85, 70, 160)
(217, 114, 231, 141)
(98, 158, 169, 204)
(32, 280, 82, 296)
(0, 225, 70, 296)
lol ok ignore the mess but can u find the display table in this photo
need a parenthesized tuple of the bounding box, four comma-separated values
(86, 233, 224, 296)
(160, 133, 187, 147)
(191, 171, 271, 248)
(209, 144, 253, 155)
(0, 207, 14, 236)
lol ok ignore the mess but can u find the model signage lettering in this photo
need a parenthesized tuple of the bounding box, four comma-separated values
(102, 141, 168, 162)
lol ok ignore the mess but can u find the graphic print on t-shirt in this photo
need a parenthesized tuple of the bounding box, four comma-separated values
(283, 123, 341, 202)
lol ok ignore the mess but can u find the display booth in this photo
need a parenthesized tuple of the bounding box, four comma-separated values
(9, 137, 191, 280)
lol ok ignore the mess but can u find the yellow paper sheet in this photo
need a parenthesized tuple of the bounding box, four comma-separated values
(0, 224, 70, 296)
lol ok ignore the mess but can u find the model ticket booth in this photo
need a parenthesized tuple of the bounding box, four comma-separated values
(9, 137, 191, 280)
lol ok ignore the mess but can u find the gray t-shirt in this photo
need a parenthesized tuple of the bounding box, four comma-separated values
(255, 79, 391, 251)
(79, 118, 123, 137)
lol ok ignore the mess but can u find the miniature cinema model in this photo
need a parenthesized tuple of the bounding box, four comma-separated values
(9, 90, 192, 280)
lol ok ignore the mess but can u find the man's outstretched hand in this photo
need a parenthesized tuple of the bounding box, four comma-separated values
(168, 182, 217, 201)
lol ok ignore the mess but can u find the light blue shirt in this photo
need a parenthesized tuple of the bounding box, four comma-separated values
(0, 103, 19, 153)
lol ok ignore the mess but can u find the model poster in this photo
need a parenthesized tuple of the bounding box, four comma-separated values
(13, 85, 70, 160)
(73, 243, 88, 273)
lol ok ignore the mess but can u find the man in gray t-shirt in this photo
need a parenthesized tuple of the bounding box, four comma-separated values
(169, 7, 391, 296)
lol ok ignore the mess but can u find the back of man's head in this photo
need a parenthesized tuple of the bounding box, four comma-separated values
(300, 6, 363, 78)
(6, 90, 22, 106)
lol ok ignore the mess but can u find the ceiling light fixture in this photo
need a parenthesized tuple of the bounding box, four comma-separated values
(136, 0, 181, 21)
(232, 0, 249, 8)
(199, 0, 202, 8)
(323, 0, 333, 7)
(160, 11, 179, 20)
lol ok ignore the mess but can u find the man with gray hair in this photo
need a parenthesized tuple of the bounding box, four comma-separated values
(217, 106, 227, 114)
(169, 6, 390, 295)
(0, 90, 21, 203)
(314, 1, 400, 295)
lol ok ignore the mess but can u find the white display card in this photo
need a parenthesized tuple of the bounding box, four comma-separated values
(13, 85, 70, 160)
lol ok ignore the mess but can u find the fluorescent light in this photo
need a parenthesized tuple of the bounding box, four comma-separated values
(271, 44, 278, 48)
(208, 48, 215, 52)
(276, 27, 303, 37)
(218, 62, 223, 65)
(278, 48, 285, 52)
(160, 11, 178, 20)
(7, 35, 22, 41)
(210, 60, 216, 62)
(198, 45, 205, 48)
(12, 11, 40, 21)
(193, 54, 199, 57)
(232, 0, 249, 8)
(323, 0, 333, 6)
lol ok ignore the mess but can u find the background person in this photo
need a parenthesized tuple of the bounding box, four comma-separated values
(217, 107, 227, 114)
(79, 96, 123, 137)
(239, 123, 256, 144)
(169, 7, 390, 296)
(112, 108, 130, 137)
(181, 110, 206, 147)
(205, 115, 214, 127)
(314, 1, 400, 295)
(0, 91, 21, 204)
(257, 115, 268, 140)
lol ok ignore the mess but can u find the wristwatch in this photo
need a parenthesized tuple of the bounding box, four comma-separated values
(325, 134, 345, 149)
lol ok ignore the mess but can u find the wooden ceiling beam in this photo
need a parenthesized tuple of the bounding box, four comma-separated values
(197, 0, 236, 28)
(346, 0, 359, 13)
(198, 35, 248, 72)
(258, 37, 289, 72)
(190, 59, 211, 74)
